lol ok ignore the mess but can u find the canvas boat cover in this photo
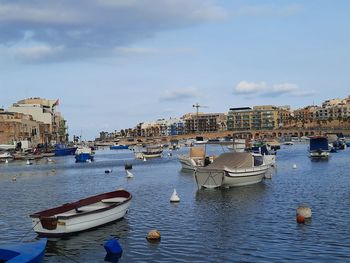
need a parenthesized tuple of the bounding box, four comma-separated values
(201, 152, 253, 170)
(309, 136, 329, 151)
(190, 147, 205, 158)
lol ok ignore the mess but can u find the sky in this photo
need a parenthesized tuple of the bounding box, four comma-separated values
(0, 0, 349, 140)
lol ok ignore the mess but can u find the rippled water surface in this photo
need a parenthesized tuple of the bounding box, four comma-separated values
(1, 144, 350, 262)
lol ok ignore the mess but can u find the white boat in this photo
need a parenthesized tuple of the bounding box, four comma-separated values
(135, 144, 163, 159)
(227, 139, 246, 152)
(30, 189, 132, 237)
(0, 144, 16, 150)
(178, 147, 214, 171)
(0, 152, 13, 160)
(195, 152, 269, 189)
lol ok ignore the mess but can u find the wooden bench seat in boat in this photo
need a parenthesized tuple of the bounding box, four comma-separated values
(101, 197, 128, 203)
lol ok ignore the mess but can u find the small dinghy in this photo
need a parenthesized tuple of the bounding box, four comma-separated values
(0, 238, 47, 263)
(30, 189, 132, 237)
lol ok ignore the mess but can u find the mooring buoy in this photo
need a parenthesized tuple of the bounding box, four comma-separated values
(296, 205, 312, 224)
(146, 230, 161, 242)
(126, 170, 134, 178)
(170, 188, 180, 202)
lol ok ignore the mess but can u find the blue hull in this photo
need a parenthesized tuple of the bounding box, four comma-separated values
(110, 145, 129, 150)
(75, 153, 94, 162)
(55, 147, 77, 156)
(0, 238, 47, 263)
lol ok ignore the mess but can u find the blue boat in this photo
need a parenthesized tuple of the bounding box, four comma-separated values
(309, 136, 330, 158)
(110, 145, 129, 150)
(0, 238, 47, 263)
(75, 146, 94, 163)
(54, 144, 77, 156)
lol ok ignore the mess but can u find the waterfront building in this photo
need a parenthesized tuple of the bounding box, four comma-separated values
(227, 105, 291, 131)
(183, 113, 226, 134)
(8, 97, 67, 144)
(0, 109, 41, 146)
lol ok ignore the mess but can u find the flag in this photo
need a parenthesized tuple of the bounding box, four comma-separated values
(53, 99, 60, 107)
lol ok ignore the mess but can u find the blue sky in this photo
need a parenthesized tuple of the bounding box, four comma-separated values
(0, 0, 349, 139)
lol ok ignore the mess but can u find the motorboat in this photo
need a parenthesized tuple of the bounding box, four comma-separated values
(75, 146, 94, 162)
(178, 146, 215, 171)
(0, 151, 13, 161)
(30, 189, 132, 237)
(194, 152, 270, 189)
(0, 238, 47, 263)
(309, 136, 330, 158)
(110, 144, 129, 150)
(54, 144, 77, 156)
(135, 144, 163, 159)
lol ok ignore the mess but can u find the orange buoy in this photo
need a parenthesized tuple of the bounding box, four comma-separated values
(146, 230, 161, 242)
(296, 214, 305, 224)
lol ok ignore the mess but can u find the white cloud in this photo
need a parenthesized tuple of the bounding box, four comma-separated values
(234, 81, 313, 97)
(13, 45, 64, 62)
(235, 81, 266, 94)
(161, 87, 199, 101)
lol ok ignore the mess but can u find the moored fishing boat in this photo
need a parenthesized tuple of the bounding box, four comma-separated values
(0, 151, 13, 161)
(178, 146, 213, 171)
(0, 238, 47, 263)
(309, 136, 330, 158)
(110, 144, 129, 150)
(195, 152, 269, 189)
(54, 144, 77, 156)
(30, 189, 132, 237)
(75, 146, 94, 162)
(135, 144, 163, 159)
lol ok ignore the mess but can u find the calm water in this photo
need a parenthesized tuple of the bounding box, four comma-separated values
(1, 144, 350, 262)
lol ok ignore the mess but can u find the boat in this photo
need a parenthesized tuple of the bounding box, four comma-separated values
(30, 189, 132, 237)
(54, 144, 77, 156)
(194, 152, 270, 189)
(110, 144, 129, 150)
(250, 144, 276, 167)
(309, 136, 330, 158)
(0, 144, 16, 151)
(227, 138, 246, 152)
(135, 144, 163, 159)
(75, 146, 94, 162)
(0, 238, 47, 263)
(0, 151, 13, 161)
(178, 146, 214, 171)
(194, 136, 208, 145)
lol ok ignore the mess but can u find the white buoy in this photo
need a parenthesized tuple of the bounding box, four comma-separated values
(5, 159, 9, 164)
(170, 188, 180, 203)
(26, 160, 32, 165)
(292, 164, 297, 169)
(126, 170, 134, 178)
(143, 157, 147, 162)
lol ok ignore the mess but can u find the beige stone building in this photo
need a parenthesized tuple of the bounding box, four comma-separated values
(227, 105, 291, 131)
(8, 97, 67, 143)
(0, 110, 41, 145)
(183, 113, 226, 134)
